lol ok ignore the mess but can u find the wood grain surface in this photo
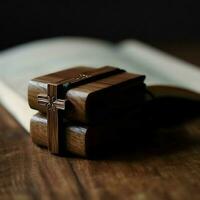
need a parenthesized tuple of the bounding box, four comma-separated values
(1, 104, 200, 200)
(1, 45, 200, 200)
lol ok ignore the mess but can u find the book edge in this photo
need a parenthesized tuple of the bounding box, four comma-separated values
(0, 80, 36, 132)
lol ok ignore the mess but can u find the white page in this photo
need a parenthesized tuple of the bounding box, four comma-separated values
(0, 37, 135, 131)
(118, 40, 200, 92)
(0, 37, 199, 131)
(0, 37, 131, 99)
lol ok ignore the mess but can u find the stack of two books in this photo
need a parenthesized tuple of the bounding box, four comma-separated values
(28, 66, 146, 157)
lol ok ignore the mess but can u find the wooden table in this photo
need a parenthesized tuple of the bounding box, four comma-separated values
(0, 44, 200, 200)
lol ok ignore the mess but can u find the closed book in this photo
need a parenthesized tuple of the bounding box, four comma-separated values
(28, 66, 146, 124)
(30, 112, 146, 157)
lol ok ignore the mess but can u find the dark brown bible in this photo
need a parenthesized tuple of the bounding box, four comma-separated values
(30, 112, 144, 157)
(28, 66, 146, 155)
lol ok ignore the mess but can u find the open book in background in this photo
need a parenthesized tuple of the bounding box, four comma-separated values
(0, 37, 200, 131)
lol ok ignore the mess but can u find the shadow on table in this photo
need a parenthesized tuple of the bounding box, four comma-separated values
(84, 97, 200, 160)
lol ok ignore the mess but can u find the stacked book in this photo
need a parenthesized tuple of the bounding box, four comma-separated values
(28, 66, 146, 157)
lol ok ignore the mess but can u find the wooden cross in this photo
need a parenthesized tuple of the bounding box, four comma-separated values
(37, 84, 67, 154)
(37, 74, 91, 154)
(35, 67, 125, 154)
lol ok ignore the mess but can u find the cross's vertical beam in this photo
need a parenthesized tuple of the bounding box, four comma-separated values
(38, 84, 67, 154)
(47, 84, 60, 153)
(36, 67, 125, 154)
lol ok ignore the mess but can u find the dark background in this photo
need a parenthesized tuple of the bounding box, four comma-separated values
(0, 1, 200, 50)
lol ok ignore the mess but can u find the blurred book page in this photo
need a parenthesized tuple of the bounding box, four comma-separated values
(0, 37, 131, 99)
(0, 37, 200, 131)
(0, 37, 134, 131)
(118, 40, 200, 93)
